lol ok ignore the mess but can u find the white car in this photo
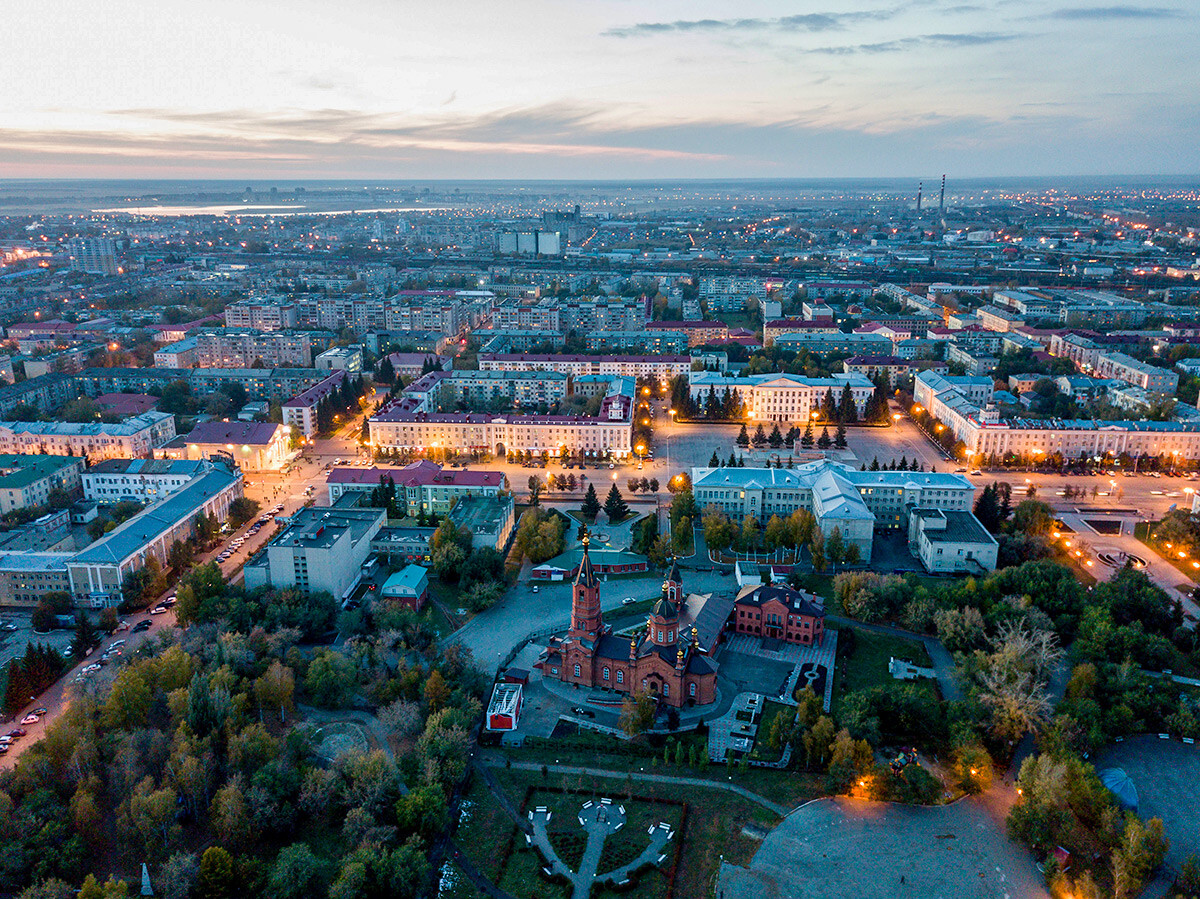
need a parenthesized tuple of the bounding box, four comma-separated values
(19, 714, 40, 725)
(150, 605, 169, 615)
(82, 664, 102, 673)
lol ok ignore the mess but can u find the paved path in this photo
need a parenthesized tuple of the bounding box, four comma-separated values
(497, 759, 789, 816)
(719, 794, 1048, 899)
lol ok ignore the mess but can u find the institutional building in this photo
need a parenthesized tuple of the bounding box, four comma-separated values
(687, 371, 874, 423)
(325, 460, 507, 515)
(161, 421, 292, 471)
(731, 584, 826, 646)
(907, 508, 999, 574)
(81, 459, 207, 503)
(0, 412, 177, 461)
(915, 369, 1200, 460)
(0, 553, 74, 607)
(540, 547, 719, 708)
(243, 507, 386, 601)
(692, 461, 975, 560)
(67, 463, 244, 607)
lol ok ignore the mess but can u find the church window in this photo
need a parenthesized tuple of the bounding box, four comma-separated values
(616, 670, 624, 684)
(689, 683, 696, 697)
(603, 667, 610, 681)
(668, 630, 674, 642)
(663, 683, 669, 697)
(573, 664, 581, 677)
(657, 629, 663, 641)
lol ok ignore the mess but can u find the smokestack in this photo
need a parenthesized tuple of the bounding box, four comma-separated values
(939, 174, 946, 214)
(916, 181, 923, 213)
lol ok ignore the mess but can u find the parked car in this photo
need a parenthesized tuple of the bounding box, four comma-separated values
(108, 640, 126, 650)
(571, 707, 596, 719)
(150, 605, 169, 615)
(0, 623, 17, 632)
(531, 585, 539, 593)
(621, 597, 637, 605)
(7, 728, 26, 739)
(20, 714, 40, 726)
(82, 664, 102, 674)
(132, 619, 153, 632)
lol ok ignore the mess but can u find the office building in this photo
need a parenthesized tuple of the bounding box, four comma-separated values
(687, 371, 874, 422)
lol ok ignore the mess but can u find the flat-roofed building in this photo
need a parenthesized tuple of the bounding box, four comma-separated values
(687, 371, 873, 423)
(478, 353, 691, 382)
(0, 552, 74, 607)
(315, 345, 363, 372)
(153, 338, 199, 368)
(1095, 351, 1179, 395)
(908, 508, 999, 574)
(243, 507, 386, 600)
(194, 329, 313, 368)
(447, 493, 516, 552)
(326, 460, 506, 515)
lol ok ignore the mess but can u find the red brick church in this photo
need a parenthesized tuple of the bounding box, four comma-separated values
(540, 540, 718, 708)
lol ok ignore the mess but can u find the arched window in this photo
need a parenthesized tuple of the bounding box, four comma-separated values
(573, 664, 581, 677)
(616, 670, 624, 684)
(657, 630, 663, 641)
(663, 683, 669, 697)
(602, 667, 610, 681)
(689, 683, 696, 697)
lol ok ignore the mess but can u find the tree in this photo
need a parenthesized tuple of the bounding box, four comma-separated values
(424, 669, 450, 712)
(826, 528, 845, 571)
(196, 847, 236, 899)
(254, 660, 296, 722)
(838, 383, 859, 424)
(974, 483, 1002, 532)
(376, 355, 396, 385)
(581, 483, 601, 521)
(268, 844, 327, 899)
(817, 427, 832, 449)
(751, 424, 768, 448)
(768, 423, 783, 448)
(619, 690, 656, 736)
(305, 650, 356, 708)
(228, 497, 260, 528)
(801, 421, 814, 448)
(735, 424, 749, 447)
(835, 422, 847, 449)
(71, 610, 98, 659)
(1011, 499, 1054, 537)
(527, 475, 543, 507)
(604, 484, 629, 521)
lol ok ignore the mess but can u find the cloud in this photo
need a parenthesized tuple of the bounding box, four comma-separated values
(604, 11, 881, 38)
(1048, 5, 1185, 20)
(808, 31, 1020, 54)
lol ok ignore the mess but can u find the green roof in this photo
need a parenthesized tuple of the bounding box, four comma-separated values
(0, 454, 80, 491)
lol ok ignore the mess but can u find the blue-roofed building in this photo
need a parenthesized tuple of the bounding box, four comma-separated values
(66, 461, 243, 607)
(380, 564, 428, 611)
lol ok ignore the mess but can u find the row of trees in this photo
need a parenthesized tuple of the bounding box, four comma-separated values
(578, 483, 631, 523)
(702, 506, 861, 570)
(429, 518, 508, 612)
(314, 375, 368, 435)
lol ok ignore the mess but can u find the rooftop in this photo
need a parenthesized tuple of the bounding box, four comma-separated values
(913, 508, 998, 546)
(0, 454, 81, 490)
(0, 411, 174, 436)
(448, 493, 513, 534)
(182, 420, 286, 446)
(382, 564, 428, 594)
(328, 461, 505, 489)
(269, 507, 385, 551)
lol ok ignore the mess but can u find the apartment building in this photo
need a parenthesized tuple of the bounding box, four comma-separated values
(153, 338, 199, 368)
(763, 319, 840, 346)
(0, 412, 177, 461)
(1094, 351, 1179, 395)
(0, 455, 85, 513)
(222, 298, 298, 331)
(770, 332, 893, 356)
(194, 329, 313, 368)
(478, 353, 691, 382)
(646, 320, 730, 347)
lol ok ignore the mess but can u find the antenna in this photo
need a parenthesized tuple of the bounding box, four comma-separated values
(939, 175, 946, 214)
(916, 181, 923, 213)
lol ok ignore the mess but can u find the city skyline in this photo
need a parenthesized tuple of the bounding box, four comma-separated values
(1, 0, 1198, 180)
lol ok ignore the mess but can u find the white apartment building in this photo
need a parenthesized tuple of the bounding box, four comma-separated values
(194, 329, 313, 368)
(688, 371, 874, 422)
(153, 338, 199, 368)
(478, 353, 692, 382)
(222, 299, 298, 331)
(1094, 351, 1179, 395)
(0, 412, 177, 461)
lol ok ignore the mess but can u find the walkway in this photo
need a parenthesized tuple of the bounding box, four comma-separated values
(495, 759, 789, 817)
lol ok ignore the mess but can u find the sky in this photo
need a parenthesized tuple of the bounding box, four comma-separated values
(0, 0, 1197, 180)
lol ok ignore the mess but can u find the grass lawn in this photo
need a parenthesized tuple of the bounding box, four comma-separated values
(832, 624, 938, 713)
(485, 768, 779, 899)
(749, 700, 793, 763)
(444, 775, 516, 899)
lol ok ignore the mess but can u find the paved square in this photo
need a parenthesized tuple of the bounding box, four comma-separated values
(719, 796, 1048, 899)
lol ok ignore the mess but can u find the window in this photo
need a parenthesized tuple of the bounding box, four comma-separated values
(573, 664, 581, 677)
(663, 683, 669, 697)
(689, 683, 696, 697)
(603, 667, 610, 681)
(616, 670, 624, 684)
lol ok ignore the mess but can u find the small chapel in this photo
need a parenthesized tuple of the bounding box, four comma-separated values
(539, 538, 718, 707)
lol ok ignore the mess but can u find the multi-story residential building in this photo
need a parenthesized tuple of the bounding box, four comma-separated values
(646, 320, 729, 347)
(67, 238, 119, 276)
(770, 332, 893, 357)
(803, 281, 874, 300)
(78, 367, 330, 402)
(282, 371, 348, 437)
(406, 370, 570, 411)
(194, 329, 313, 368)
(0, 412, 176, 461)
(976, 305, 1026, 333)
(946, 344, 999, 376)
(0, 373, 78, 416)
(153, 337, 199, 368)
(1048, 331, 1104, 371)
(700, 276, 768, 300)
(67, 462, 243, 607)
(1094, 351, 1179, 395)
(687, 371, 873, 422)
(325, 460, 507, 515)
(222, 298, 298, 331)
(584, 330, 690, 353)
(491, 298, 562, 332)
(843, 356, 943, 384)
(478, 353, 691, 382)
(81, 459, 208, 503)
(369, 382, 633, 457)
(560, 296, 645, 333)
(763, 319, 840, 346)
(242, 507, 386, 600)
(364, 329, 453, 355)
(691, 461, 976, 560)
(0, 455, 84, 512)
